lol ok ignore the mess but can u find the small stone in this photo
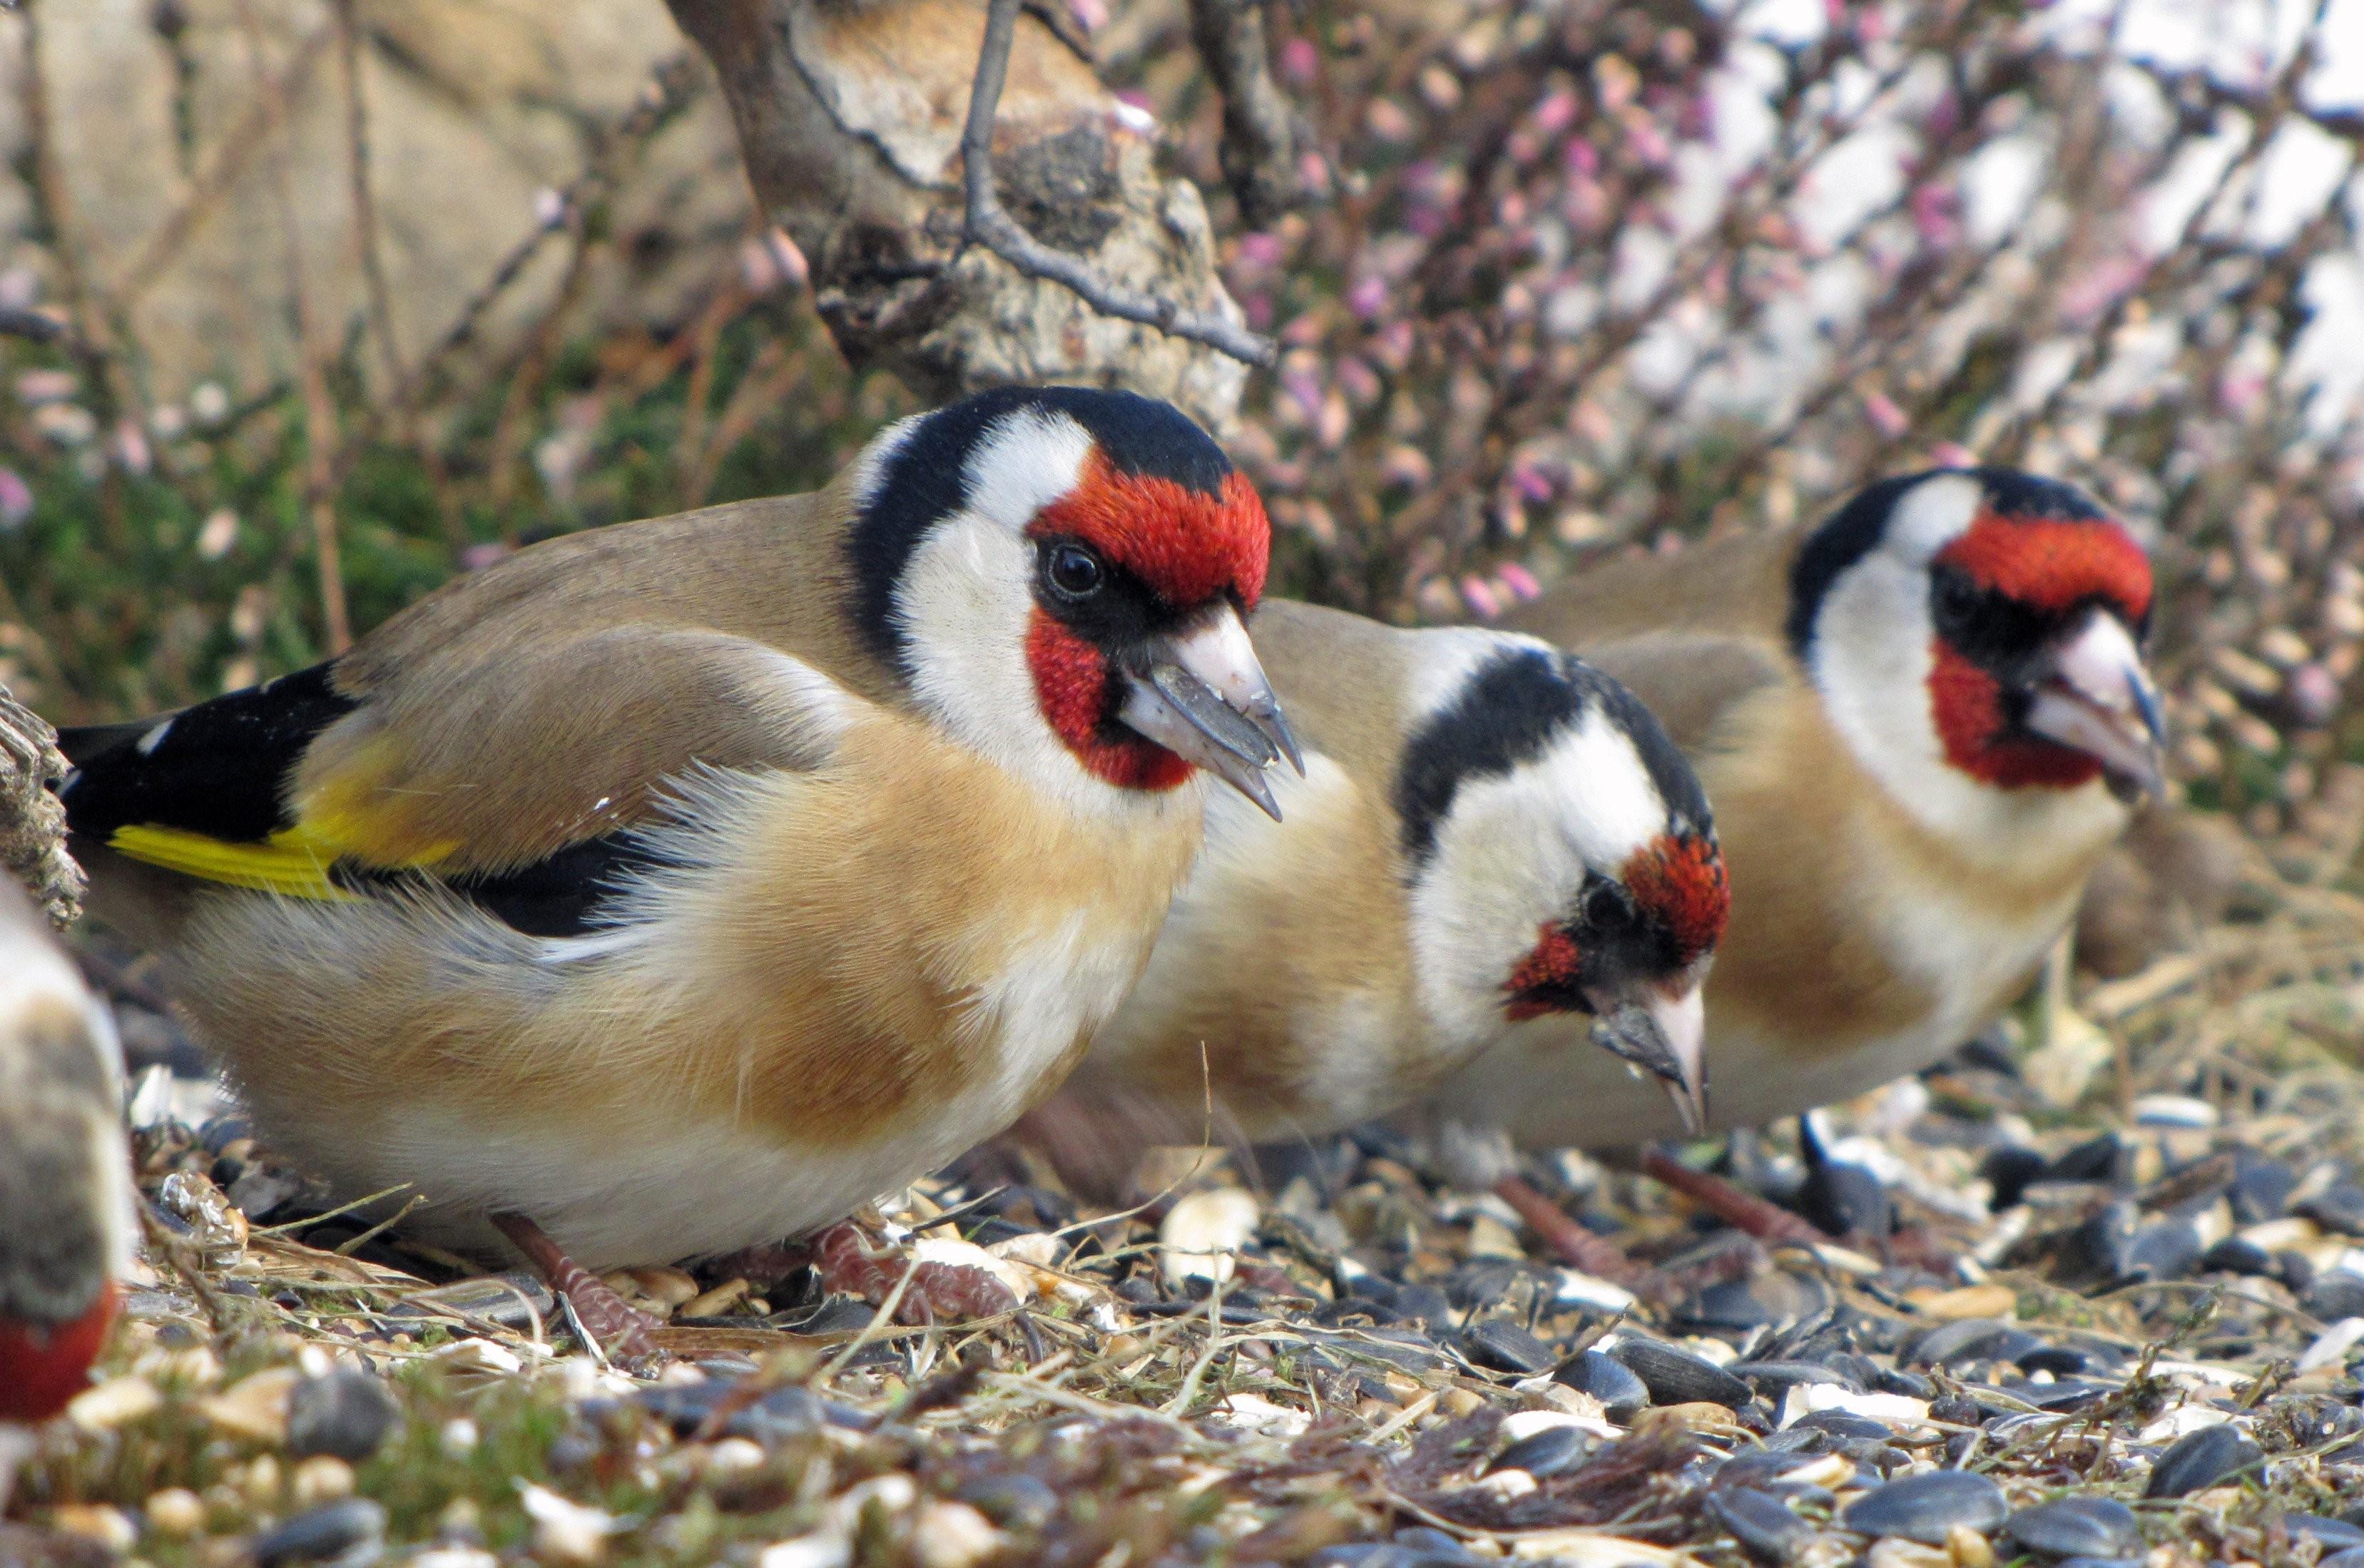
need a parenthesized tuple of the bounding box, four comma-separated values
(1731, 1360, 1860, 1394)
(1867, 1537, 1954, 1568)
(2303, 1272, 2364, 1323)
(290, 1455, 355, 1507)
(1905, 1285, 2019, 1322)
(146, 1487, 207, 1538)
(1908, 1319, 2019, 1368)
(955, 1474, 1059, 1532)
(1461, 1318, 1556, 1375)
(1465, 1213, 1525, 1258)
(1708, 1487, 1811, 1564)
(2297, 1183, 2364, 1236)
(2229, 1154, 2298, 1223)
(1842, 1471, 2007, 1545)
(2144, 1422, 2262, 1497)
(287, 1368, 398, 1462)
(2004, 1497, 2141, 1559)
(623, 1265, 700, 1306)
(1948, 1523, 1994, 1568)
(1609, 1338, 1751, 1408)
(66, 1375, 163, 1432)
(679, 1278, 752, 1319)
(48, 1505, 137, 1554)
(2286, 1517, 2364, 1550)
(1160, 1188, 1259, 1286)
(202, 1367, 301, 1443)
(2200, 1236, 2276, 1277)
(1487, 1423, 1591, 1478)
(251, 1499, 387, 1565)
(2122, 1221, 2204, 1281)
(520, 1483, 614, 1564)
(912, 1501, 1004, 1568)
(1556, 1349, 1649, 1420)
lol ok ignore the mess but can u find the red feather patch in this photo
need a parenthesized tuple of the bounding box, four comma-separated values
(1621, 833, 1730, 968)
(1024, 610, 1193, 792)
(0, 1280, 117, 1423)
(1935, 512, 2152, 621)
(1504, 922, 1584, 1022)
(1928, 638, 2105, 790)
(1029, 454, 1270, 611)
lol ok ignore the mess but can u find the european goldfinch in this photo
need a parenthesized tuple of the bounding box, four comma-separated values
(58, 387, 1297, 1348)
(0, 879, 130, 1439)
(1429, 468, 2161, 1163)
(1022, 600, 1726, 1192)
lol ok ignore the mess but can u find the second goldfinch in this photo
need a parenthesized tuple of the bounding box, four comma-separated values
(59, 387, 1296, 1340)
(1024, 599, 1726, 1182)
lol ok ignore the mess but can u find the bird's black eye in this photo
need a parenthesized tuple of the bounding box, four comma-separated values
(1044, 543, 1105, 601)
(1932, 569, 1982, 628)
(1581, 880, 1628, 931)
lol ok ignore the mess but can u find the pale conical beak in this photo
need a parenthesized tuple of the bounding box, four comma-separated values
(1116, 603, 1303, 821)
(2025, 609, 2166, 803)
(1588, 979, 1709, 1136)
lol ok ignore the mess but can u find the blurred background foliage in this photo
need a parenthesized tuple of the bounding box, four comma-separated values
(5, 0, 2364, 851)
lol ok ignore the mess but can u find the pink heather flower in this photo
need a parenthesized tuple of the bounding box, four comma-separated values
(1459, 574, 1502, 620)
(1237, 231, 1285, 269)
(461, 542, 513, 572)
(1280, 36, 1318, 86)
(1243, 292, 1274, 330)
(1510, 462, 1555, 503)
(1533, 88, 1578, 138)
(1298, 151, 1333, 197)
(1910, 183, 1961, 250)
(1370, 320, 1415, 372)
(1415, 577, 1462, 623)
(1336, 357, 1382, 405)
(1497, 561, 1542, 601)
(2216, 369, 2268, 419)
(1381, 445, 1434, 488)
(1622, 117, 1671, 170)
(1282, 369, 1325, 421)
(1680, 90, 1716, 143)
(1928, 441, 1977, 468)
(1347, 275, 1387, 319)
(1497, 191, 1529, 227)
(111, 418, 152, 477)
(1066, 0, 1107, 33)
(0, 468, 30, 529)
(1564, 139, 1599, 176)
(1365, 98, 1416, 143)
(1861, 390, 1910, 439)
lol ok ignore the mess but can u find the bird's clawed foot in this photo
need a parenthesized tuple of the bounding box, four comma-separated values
(810, 1223, 1019, 1325)
(490, 1212, 661, 1365)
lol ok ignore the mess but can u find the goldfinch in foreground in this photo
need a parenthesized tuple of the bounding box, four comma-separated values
(58, 386, 1298, 1350)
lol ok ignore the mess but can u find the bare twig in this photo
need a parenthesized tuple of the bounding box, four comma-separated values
(962, 0, 1275, 367)
(333, 0, 405, 396)
(0, 305, 74, 348)
(233, 0, 351, 653)
(1187, 0, 1302, 229)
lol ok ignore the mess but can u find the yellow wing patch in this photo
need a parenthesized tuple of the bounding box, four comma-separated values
(107, 823, 361, 900)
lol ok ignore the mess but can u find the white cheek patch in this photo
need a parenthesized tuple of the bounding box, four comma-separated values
(962, 410, 1095, 532)
(1405, 710, 1668, 1051)
(894, 514, 1038, 749)
(1881, 470, 1983, 564)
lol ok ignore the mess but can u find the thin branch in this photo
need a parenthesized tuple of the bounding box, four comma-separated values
(333, 0, 405, 395)
(1186, 0, 1302, 229)
(961, 0, 1275, 368)
(233, 0, 350, 653)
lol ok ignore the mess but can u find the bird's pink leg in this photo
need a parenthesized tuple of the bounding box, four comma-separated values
(809, 1223, 1018, 1324)
(491, 1212, 660, 1363)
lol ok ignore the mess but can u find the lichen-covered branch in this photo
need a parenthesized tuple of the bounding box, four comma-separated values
(0, 691, 83, 929)
(963, 0, 1274, 367)
(663, 0, 1256, 433)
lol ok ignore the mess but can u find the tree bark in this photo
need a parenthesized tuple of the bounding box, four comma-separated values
(0, 689, 83, 929)
(665, 0, 1254, 434)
